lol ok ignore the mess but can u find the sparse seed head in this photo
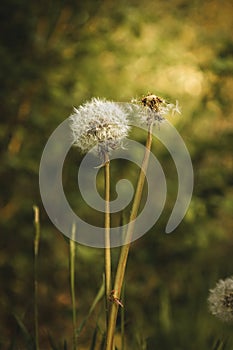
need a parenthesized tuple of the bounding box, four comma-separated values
(131, 93, 181, 125)
(208, 276, 233, 322)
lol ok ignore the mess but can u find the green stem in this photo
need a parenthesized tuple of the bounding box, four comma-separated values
(121, 281, 125, 350)
(104, 153, 112, 327)
(70, 223, 77, 350)
(33, 205, 40, 350)
(105, 123, 154, 350)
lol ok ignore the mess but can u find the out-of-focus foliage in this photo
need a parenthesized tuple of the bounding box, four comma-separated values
(0, 0, 232, 349)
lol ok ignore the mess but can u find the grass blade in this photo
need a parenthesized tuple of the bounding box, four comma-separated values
(77, 276, 104, 336)
(14, 314, 34, 348)
(33, 205, 40, 350)
(70, 223, 77, 350)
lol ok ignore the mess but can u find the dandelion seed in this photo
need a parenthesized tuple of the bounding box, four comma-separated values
(171, 100, 181, 116)
(208, 276, 233, 322)
(69, 98, 130, 160)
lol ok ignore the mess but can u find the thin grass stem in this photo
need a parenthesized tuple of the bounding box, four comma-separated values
(33, 205, 40, 350)
(70, 223, 77, 350)
(121, 281, 125, 350)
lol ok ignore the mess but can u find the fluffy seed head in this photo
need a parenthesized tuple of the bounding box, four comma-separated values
(208, 276, 233, 322)
(69, 98, 130, 158)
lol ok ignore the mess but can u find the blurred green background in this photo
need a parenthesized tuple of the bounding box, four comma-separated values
(0, 0, 232, 349)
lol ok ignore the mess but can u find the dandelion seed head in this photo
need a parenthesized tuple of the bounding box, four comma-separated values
(131, 93, 181, 126)
(208, 276, 233, 322)
(69, 98, 130, 157)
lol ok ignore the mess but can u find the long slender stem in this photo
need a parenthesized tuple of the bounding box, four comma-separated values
(33, 205, 40, 350)
(121, 281, 125, 350)
(105, 123, 154, 350)
(104, 153, 111, 327)
(70, 223, 77, 350)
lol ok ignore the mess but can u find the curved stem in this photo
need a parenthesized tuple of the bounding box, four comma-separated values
(105, 123, 154, 350)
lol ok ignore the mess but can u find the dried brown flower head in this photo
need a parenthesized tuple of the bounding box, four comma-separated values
(208, 276, 233, 322)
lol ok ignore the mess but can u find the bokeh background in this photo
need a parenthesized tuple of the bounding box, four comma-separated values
(0, 0, 232, 349)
